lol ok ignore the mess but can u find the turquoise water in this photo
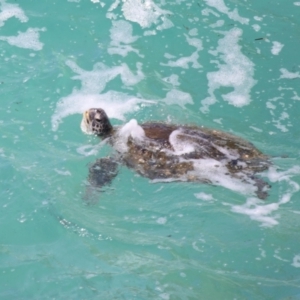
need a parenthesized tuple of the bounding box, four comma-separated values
(1, 0, 300, 298)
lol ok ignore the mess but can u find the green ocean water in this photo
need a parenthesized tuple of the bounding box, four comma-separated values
(1, 0, 300, 299)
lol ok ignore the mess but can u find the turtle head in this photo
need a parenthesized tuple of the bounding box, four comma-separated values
(81, 108, 113, 137)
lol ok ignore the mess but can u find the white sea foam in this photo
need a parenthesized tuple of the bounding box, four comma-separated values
(230, 197, 280, 227)
(254, 16, 263, 21)
(159, 293, 170, 300)
(194, 192, 214, 202)
(143, 30, 156, 36)
(162, 74, 180, 86)
(77, 142, 106, 156)
(202, 8, 220, 17)
(250, 126, 262, 133)
(163, 89, 193, 108)
(0, 148, 5, 157)
(109, 20, 138, 44)
(274, 112, 289, 133)
(266, 97, 291, 132)
(107, 0, 120, 12)
(51, 60, 149, 131)
(204, 0, 249, 24)
(292, 91, 300, 101)
(271, 41, 284, 55)
(293, 2, 300, 6)
(252, 24, 261, 32)
(52, 59, 193, 131)
(292, 255, 300, 267)
(210, 20, 224, 28)
(108, 20, 141, 57)
(160, 75, 193, 107)
(188, 28, 198, 36)
(0, 27, 46, 51)
(65, 60, 144, 94)
(0, 0, 28, 27)
(169, 129, 196, 155)
(52, 91, 152, 132)
(114, 119, 145, 152)
(201, 28, 256, 113)
(229, 166, 300, 227)
(164, 53, 175, 60)
(121, 0, 173, 30)
(90, 0, 105, 5)
(54, 169, 72, 176)
(191, 159, 258, 196)
(161, 34, 203, 69)
(156, 217, 167, 225)
(279, 68, 300, 79)
(118, 119, 145, 141)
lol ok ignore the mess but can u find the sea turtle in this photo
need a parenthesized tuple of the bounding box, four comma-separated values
(80, 108, 271, 200)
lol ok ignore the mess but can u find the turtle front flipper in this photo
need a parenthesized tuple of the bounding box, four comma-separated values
(84, 157, 119, 203)
(88, 157, 119, 188)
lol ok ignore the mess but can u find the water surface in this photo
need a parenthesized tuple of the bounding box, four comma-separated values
(1, 0, 300, 299)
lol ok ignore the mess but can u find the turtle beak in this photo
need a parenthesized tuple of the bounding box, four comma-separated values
(81, 110, 92, 134)
(84, 110, 90, 124)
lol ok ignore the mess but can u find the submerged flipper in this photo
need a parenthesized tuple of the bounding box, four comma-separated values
(88, 157, 119, 188)
(84, 157, 119, 203)
(251, 176, 271, 200)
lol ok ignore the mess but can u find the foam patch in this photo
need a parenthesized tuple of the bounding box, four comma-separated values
(121, 0, 173, 30)
(292, 255, 300, 267)
(161, 34, 203, 69)
(163, 89, 193, 108)
(252, 24, 261, 32)
(52, 60, 148, 130)
(201, 28, 256, 113)
(280, 68, 300, 79)
(52, 59, 194, 131)
(204, 0, 249, 24)
(210, 20, 225, 28)
(66, 60, 144, 94)
(77, 141, 107, 157)
(162, 74, 180, 86)
(115, 119, 146, 152)
(194, 192, 214, 202)
(169, 129, 196, 155)
(108, 20, 141, 57)
(0, 0, 28, 27)
(0, 27, 46, 51)
(271, 41, 284, 55)
(52, 90, 152, 132)
(266, 97, 291, 132)
(229, 166, 300, 227)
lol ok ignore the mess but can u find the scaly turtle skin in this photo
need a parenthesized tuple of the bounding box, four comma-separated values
(81, 108, 271, 199)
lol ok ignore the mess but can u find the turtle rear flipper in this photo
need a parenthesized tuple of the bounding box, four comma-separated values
(84, 157, 119, 203)
(251, 176, 271, 200)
